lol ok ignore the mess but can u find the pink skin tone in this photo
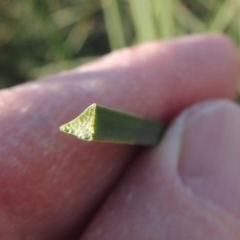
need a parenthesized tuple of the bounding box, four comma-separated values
(0, 34, 239, 239)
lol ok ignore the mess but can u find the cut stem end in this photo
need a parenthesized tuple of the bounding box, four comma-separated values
(59, 103, 96, 141)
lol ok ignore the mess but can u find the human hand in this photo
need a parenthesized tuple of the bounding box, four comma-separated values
(0, 34, 239, 239)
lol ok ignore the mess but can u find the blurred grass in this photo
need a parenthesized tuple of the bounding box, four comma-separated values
(0, 0, 239, 89)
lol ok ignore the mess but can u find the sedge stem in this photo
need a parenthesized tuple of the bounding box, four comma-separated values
(59, 103, 167, 145)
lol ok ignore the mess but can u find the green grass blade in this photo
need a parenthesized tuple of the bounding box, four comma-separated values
(101, 0, 127, 50)
(128, 0, 157, 42)
(208, 0, 240, 31)
(175, 1, 205, 33)
(60, 104, 167, 146)
(153, 0, 175, 38)
(24, 0, 73, 60)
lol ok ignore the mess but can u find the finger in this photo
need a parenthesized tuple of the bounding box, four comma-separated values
(0, 34, 238, 239)
(82, 100, 240, 240)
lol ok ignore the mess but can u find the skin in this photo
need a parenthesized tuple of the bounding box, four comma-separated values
(0, 34, 239, 239)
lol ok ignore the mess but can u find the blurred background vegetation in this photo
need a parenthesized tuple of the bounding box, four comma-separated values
(0, 0, 239, 89)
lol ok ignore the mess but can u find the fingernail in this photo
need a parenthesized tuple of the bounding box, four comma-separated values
(178, 100, 240, 217)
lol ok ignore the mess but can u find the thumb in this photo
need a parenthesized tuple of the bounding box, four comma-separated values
(81, 100, 240, 240)
(178, 99, 240, 218)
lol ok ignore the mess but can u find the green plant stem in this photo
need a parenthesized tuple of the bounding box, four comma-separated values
(128, 0, 157, 42)
(154, 0, 175, 38)
(101, 0, 127, 50)
(59, 104, 167, 145)
(24, 0, 73, 60)
(208, 0, 240, 31)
